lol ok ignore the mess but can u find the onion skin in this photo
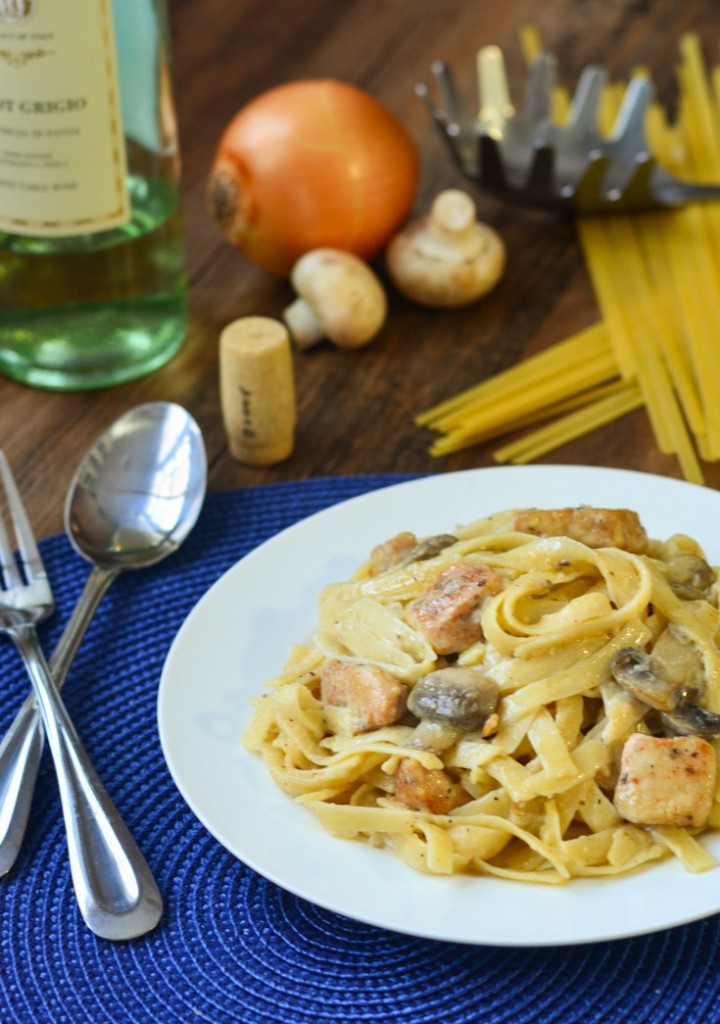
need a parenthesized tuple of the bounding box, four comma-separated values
(208, 79, 419, 276)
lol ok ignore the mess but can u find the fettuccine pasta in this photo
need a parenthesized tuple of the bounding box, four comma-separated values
(243, 506, 720, 883)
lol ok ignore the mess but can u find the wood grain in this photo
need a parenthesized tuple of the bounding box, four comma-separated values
(3, 0, 720, 538)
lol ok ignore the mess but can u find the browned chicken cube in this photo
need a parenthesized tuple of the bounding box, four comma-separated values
(513, 507, 648, 554)
(320, 659, 408, 733)
(614, 733, 717, 828)
(394, 757, 467, 815)
(369, 531, 418, 575)
(405, 562, 504, 655)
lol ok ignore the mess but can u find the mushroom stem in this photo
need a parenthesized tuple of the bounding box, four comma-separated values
(283, 297, 324, 349)
(408, 720, 461, 753)
(417, 190, 487, 260)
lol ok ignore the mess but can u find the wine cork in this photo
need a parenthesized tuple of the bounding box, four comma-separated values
(219, 316, 296, 464)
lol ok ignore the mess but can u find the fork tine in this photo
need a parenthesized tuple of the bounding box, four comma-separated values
(0, 454, 22, 591)
(0, 452, 46, 586)
(602, 76, 654, 195)
(522, 52, 556, 131)
(477, 45, 514, 135)
(414, 82, 447, 127)
(565, 65, 607, 136)
(430, 60, 473, 138)
(610, 74, 653, 146)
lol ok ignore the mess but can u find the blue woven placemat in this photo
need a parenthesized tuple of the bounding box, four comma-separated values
(2, 474, 720, 1024)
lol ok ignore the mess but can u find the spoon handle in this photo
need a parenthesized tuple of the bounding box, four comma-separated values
(52, 565, 121, 682)
(9, 621, 162, 940)
(0, 565, 118, 876)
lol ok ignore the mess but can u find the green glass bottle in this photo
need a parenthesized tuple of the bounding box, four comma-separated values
(0, 0, 187, 390)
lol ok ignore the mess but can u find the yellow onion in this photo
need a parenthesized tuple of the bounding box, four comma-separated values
(208, 79, 419, 276)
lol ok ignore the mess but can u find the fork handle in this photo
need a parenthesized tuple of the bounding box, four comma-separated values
(0, 565, 118, 877)
(10, 620, 162, 940)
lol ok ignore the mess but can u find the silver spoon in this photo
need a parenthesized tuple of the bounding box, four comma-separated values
(0, 402, 207, 938)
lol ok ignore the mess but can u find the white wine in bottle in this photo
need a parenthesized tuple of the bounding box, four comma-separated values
(0, 0, 187, 390)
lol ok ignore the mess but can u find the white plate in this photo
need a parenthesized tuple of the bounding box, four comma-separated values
(158, 465, 720, 946)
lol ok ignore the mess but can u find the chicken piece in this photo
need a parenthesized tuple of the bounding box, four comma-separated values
(369, 531, 418, 575)
(394, 757, 467, 814)
(513, 507, 648, 554)
(613, 733, 716, 828)
(320, 659, 408, 733)
(405, 562, 504, 655)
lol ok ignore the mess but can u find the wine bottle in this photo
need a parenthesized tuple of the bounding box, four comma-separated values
(0, 0, 187, 390)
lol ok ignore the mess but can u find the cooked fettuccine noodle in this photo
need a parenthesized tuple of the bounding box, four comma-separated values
(244, 507, 720, 883)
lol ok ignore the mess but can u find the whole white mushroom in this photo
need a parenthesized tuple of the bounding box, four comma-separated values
(283, 248, 387, 349)
(386, 189, 506, 307)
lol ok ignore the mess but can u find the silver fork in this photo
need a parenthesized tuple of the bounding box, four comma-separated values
(0, 452, 162, 940)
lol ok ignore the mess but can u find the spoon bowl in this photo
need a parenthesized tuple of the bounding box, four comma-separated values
(65, 401, 206, 569)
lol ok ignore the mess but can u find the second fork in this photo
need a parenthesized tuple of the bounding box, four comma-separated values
(0, 452, 162, 940)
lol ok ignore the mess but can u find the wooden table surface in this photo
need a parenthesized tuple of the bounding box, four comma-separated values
(4, 0, 720, 540)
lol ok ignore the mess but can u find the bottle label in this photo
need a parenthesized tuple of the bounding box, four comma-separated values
(0, 0, 130, 237)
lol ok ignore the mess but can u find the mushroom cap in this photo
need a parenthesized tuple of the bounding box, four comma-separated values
(612, 636, 720, 739)
(664, 552, 715, 599)
(408, 667, 499, 731)
(611, 647, 678, 711)
(610, 642, 704, 713)
(285, 248, 387, 348)
(662, 702, 720, 738)
(400, 533, 458, 567)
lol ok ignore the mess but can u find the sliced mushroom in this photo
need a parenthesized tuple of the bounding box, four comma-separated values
(661, 703, 720, 738)
(407, 667, 499, 751)
(610, 647, 683, 712)
(611, 638, 720, 739)
(408, 719, 464, 754)
(368, 532, 458, 576)
(664, 553, 715, 600)
(647, 627, 703, 696)
(400, 533, 458, 567)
